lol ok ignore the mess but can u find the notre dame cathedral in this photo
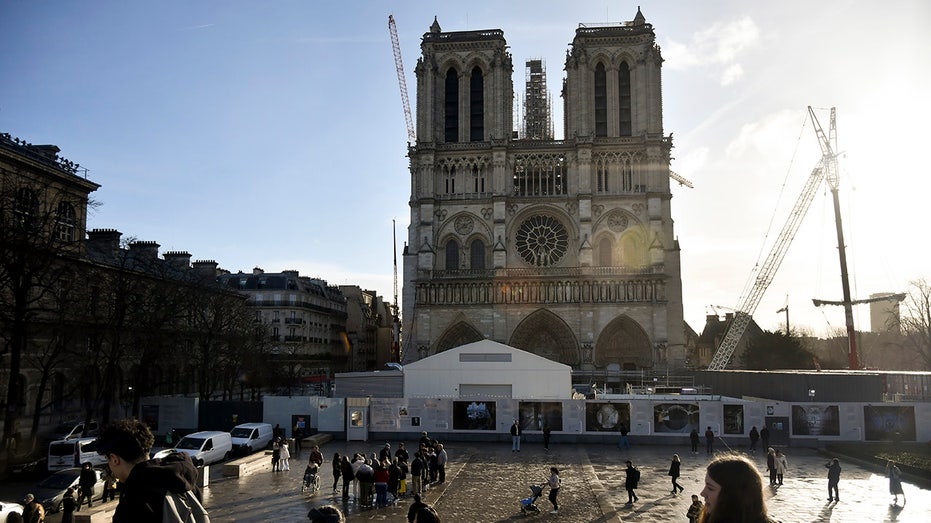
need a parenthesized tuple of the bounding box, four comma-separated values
(401, 8, 686, 373)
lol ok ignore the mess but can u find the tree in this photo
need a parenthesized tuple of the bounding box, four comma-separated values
(898, 279, 931, 370)
(740, 330, 817, 370)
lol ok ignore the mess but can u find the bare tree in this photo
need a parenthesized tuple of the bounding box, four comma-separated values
(898, 279, 931, 370)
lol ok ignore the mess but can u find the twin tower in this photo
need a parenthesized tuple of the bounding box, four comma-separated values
(401, 8, 686, 375)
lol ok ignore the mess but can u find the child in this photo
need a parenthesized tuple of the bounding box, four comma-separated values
(547, 467, 561, 515)
(686, 494, 704, 523)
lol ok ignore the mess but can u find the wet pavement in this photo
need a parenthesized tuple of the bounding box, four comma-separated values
(198, 440, 930, 522)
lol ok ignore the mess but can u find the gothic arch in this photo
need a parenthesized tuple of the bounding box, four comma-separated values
(435, 321, 484, 353)
(509, 309, 580, 365)
(594, 315, 652, 369)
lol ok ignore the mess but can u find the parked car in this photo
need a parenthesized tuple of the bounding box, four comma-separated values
(0, 501, 23, 523)
(28, 467, 105, 513)
(47, 437, 107, 472)
(229, 423, 273, 455)
(48, 420, 99, 441)
(153, 431, 232, 466)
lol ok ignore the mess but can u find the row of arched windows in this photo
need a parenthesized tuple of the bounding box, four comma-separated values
(444, 238, 486, 270)
(444, 66, 484, 143)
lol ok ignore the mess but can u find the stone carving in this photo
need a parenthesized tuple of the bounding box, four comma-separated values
(454, 215, 474, 235)
(607, 211, 629, 232)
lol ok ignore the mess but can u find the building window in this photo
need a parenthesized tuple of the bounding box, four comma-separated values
(445, 240, 460, 270)
(515, 215, 569, 267)
(599, 237, 613, 266)
(445, 68, 459, 143)
(618, 62, 632, 136)
(445, 166, 456, 194)
(512, 154, 567, 196)
(594, 62, 607, 137)
(470, 239, 485, 270)
(469, 66, 484, 141)
(13, 188, 39, 231)
(55, 202, 76, 242)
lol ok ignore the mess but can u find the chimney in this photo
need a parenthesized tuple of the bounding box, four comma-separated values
(86, 229, 122, 257)
(128, 240, 160, 259)
(163, 251, 192, 270)
(32, 144, 61, 160)
(193, 259, 219, 279)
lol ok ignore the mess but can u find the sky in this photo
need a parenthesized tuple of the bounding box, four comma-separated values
(2, 1, 930, 338)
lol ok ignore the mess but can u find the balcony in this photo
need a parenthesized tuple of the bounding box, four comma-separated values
(284, 317, 304, 325)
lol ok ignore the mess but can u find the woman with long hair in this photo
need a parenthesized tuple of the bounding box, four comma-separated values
(699, 454, 775, 523)
(669, 454, 684, 494)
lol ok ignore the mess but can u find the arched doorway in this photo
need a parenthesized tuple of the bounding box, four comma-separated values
(594, 316, 652, 369)
(509, 309, 579, 365)
(434, 321, 484, 353)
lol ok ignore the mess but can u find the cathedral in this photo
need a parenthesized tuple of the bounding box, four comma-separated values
(401, 8, 686, 374)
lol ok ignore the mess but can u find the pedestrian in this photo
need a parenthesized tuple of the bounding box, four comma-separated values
(668, 454, 684, 494)
(542, 422, 552, 451)
(410, 452, 424, 495)
(624, 459, 640, 505)
(686, 494, 703, 523)
(511, 420, 522, 452)
(436, 443, 448, 483)
(355, 456, 375, 508)
(77, 462, 96, 509)
(340, 455, 353, 499)
(407, 493, 427, 523)
(61, 488, 77, 523)
(102, 466, 119, 502)
(21, 494, 44, 523)
(426, 446, 439, 484)
(619, 423, 630, 449)
(307, 504, 345, 523)
(749, 426, 760, 453)
(279, 439, 291, 471)
(271, 438, 281, 472)
(774, 450, 787, 485)
(165, 428, 174, 447)
(760, 425, 770, 451)
(374, 459, 390, 508)
(331, 453, 342, 492)
(886, 460, 906, 505)
(380, 443, 392, 463)
(547, 466, 561, 515)
(765, 448, 777, 485)
(293, 425, 303, 455)
(93, 417, 204, 522)
(704, 426, 715, 455)
(825, 457, 841, 502)
(395, 442, 410, 463)
(412, 504, 441, 523)
(690, 428, 700, 454)
(388, 458, 401, 501)
(699, 454, 776, 523)
(419, 431, 432, 449)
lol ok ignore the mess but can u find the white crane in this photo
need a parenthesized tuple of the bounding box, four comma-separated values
(388, 15, 416, 144)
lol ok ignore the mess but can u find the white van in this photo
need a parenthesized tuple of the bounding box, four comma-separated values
(158, 431, 232, 466)
(47, 437, 107, 472)
(229, 423, 273, 455)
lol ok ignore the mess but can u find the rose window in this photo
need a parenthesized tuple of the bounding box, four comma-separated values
(515, 215, 569, 267)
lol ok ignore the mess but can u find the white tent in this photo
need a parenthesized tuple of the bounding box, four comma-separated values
(402, 340, 572, 399)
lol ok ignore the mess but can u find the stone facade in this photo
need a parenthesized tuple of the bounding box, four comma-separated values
(402, 9, 686, 372)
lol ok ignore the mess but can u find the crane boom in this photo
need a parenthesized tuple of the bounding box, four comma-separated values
(388, 15, 416, 144)
(707, 163, 825, 369)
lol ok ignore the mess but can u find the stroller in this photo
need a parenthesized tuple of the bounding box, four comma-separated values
(302, 463, 320, 494)
(519, 484, 544, 514)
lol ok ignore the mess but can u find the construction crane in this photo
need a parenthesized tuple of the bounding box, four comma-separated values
(389, 15, 416, 144)
(707, 111, 829, 369)
(669, 170, 695, 188)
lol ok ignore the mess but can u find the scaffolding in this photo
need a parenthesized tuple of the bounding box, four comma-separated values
(523, 59, 553, 140)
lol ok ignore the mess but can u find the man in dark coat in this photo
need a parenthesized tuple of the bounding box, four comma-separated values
(749, 426, 760, 453)
(704, 426, 715, 455)
(77, 462, 97, 508)
(826, 457, 842, 501)
(624, 460, 640, 504)
(760, 425, 771, 450)
(94, 418, 202, 523)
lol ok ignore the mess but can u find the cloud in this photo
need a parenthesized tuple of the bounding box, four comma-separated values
(664, 16, 760, 86)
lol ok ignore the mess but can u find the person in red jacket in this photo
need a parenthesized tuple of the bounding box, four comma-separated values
(374, 459, 391, 508)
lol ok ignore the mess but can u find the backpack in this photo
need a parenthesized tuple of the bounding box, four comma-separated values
(163, 490, 210, 523)
(630, 467, 641, 484)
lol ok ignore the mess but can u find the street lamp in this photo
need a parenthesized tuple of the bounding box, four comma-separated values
(808, 389, 816, 400)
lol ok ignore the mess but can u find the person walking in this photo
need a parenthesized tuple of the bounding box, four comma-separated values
(825, 457, 841, 502)
(704, 426, 715, 455)
(668, 454, 684, 494)
(623, 459, 640, 505)
(77, 462, 96, 509)
(279, 439, 291, 471)
(774, 449, 788, 485)
(546, 467, 561, 515)
(330, 452, 341, 491)
(619, 423, 631, 450)
(760, 425, 770, 451)
(749, 426, 760, 453)
(61, 488, 77, 523)
(542, 422, 552, 451)
(699, 454, 777, 523)
(690, 428, 700, 454)
(510, 420, 522, 452)
(766, 448, 777, 485)
(887, 460, 906, 505)
(686, 494, 703, 523)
